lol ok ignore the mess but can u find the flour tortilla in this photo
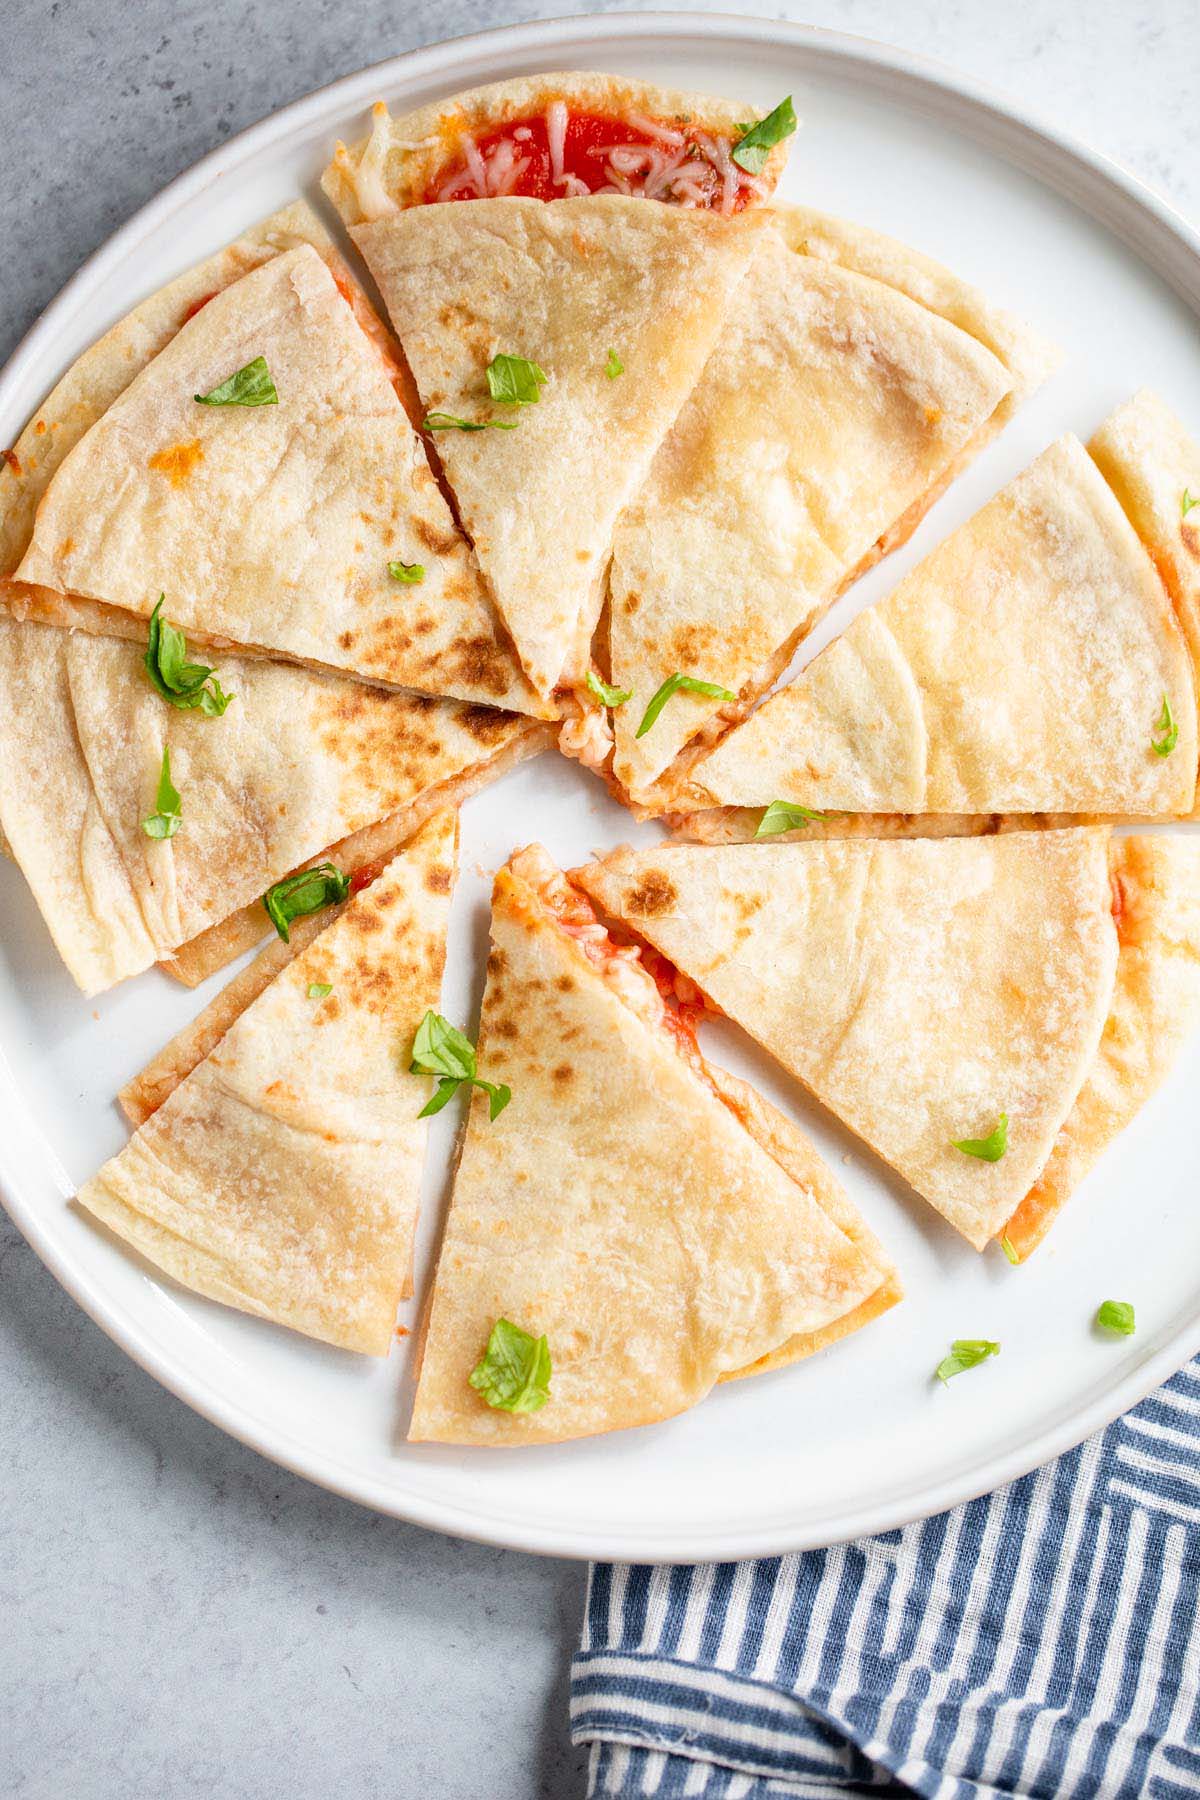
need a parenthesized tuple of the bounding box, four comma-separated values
(0, 614, 536, 995)
(0, 201, 337, 580)
(77, 811, 458, 1354)
(322, 72, 789, 223)
(574, 830, 1120, 1250)
(1088, 388, 1200, 818)
(121, 809, 460, 1126)
(13, 244, 541, 715)
(408, 845, 896, 1445)
(684, 434, 1198, 817)
(352, 196, 771, 699)
(1003, 835, 1200, 1258)
(607, 232, 1023, 801)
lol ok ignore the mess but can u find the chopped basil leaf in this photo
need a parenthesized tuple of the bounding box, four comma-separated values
(469, 1317, 552, 1413)
(388, 560, 425, 584)
(731, 96, 798, 175)
(141, 745, 182, 840)
(423, 411, 518, 433)
(307, 982, 333, 1000)
(195, 355, 278, 407)
(756, 799, 829, 837)
(636, 672, 737, 739)
(952, 1113, 1009, 1162)
(605, 348, 624, 380)
(1152, 694, 1179, 757)
(262, 862, 350, 943)
(999, 1233, 1019, 1265)
(1183, 488, 1198, 518)
(587, 669, 632, 708)
(935, 1339, 1000, 1385)
(486, 353, 547, 406)
(144, 597, 233, 715)
(410, 1009, 510, 1121)
(1095, 1299, 1136, 1336)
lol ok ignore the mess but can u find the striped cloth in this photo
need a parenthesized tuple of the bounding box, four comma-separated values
(571, 1357, 1200, 1799)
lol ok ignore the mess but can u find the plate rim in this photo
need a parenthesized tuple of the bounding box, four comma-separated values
(3, 9, 1199, 1562)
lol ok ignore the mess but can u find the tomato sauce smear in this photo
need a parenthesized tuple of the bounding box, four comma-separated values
(425, 109, 754, 212)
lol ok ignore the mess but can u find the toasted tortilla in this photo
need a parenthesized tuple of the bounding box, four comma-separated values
(352, 196, 771, 699)
(607, 228, 1029, 802)
(77, 812, 458, 1354)
(0, 614, 537, 995)
(12, 244, 541, 715)
(1003, 835, 1200, 1258)
(574, 830, 1120, 1250)
(0, 202, 338, 580)
(322, 72, 790, 223)
(1088, 388, 1200, 817)
(684, 433, 1198, 817)
(408, 844, 895, 1445)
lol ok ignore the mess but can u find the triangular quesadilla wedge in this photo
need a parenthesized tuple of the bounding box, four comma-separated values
(680, 431, 1198, 819)
(574, 830, 1121, 1251)
(0, 201, 336, 580)
(118, 809, 459, 1127)
(77, 811, 459, 1354)
(322, 72, 792, 223)
(408, 844, 899, 1445)
(0, 614, 546, 995)
(1002, 835, 1200, 1259)
(1089, 388, 1200, 817)
(351, 196, 772, 700)
(11, 243, 542, 714)
(606, 213, 1053, 803)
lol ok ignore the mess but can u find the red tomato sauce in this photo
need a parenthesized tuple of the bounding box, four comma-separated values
(425, 109, 749, 211)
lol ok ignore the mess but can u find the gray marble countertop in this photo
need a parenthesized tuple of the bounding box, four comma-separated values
(3, 3, 1197, 1796)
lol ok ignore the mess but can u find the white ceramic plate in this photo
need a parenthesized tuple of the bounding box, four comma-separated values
(4, 14, 1200, 1563)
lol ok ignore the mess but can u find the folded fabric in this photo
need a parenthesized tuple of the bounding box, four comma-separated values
(571, 1357, 1200, 1798)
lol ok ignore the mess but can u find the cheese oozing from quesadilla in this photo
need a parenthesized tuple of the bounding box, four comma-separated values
(77, 811, 460, 1355)
(681, 414, 1200, 821)
(574, 830, 1132, 1252)
(322, 72, 793, 224)
(352, 195, 771, 702)
(408, 844, 899, 1445)
(0, 613, 541, 995)
(606, 213, 1055, 805)
(12, 243, 543, 716)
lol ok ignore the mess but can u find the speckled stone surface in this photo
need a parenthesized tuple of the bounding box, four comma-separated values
(2, 3, 1198, 1796)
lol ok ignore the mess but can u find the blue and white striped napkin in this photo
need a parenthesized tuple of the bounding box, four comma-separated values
(571, 1358, 1200, 1799)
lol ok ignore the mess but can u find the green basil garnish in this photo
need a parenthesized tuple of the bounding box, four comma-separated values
(635, 672, 736, 739)
(587, 670, 632, 708)
(388, 561, 425, 584)
(469, 1318, 551, 1414)
(262, 863, 350, 943)
(141, 746, 182, 840)
(409, 1010, 510, 1120)
(731, 97, 798, 175)
(194, 356, 278, 407)
(143, 597, 232, 716)
(485, 353, 547, 406)
(755, 800, 829, 837)
(952, 1114, 1008, 1162)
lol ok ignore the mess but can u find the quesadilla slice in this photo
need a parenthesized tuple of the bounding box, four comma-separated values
(323, 72, 793, 223)
(1003, 835, 1200, 1259)
(606, 210, 1054, 802)
(574, 830, 1121, 1251)
(0, 614, 545, 995)
(351, 196, 771, 700)
(681, 428, 1199, 819)
(1089, 388, 1200, 815)
(0, 201, 336, 580)
(409, 844, 898, 1445)
(11, 243, 542, 714)
(77, 811, 459, 1354)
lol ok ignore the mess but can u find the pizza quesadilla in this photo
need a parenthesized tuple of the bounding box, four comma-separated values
(575, 830, 1132, 1252)
(408, 844, 899, 1445)
(11, 242, 542, 715)
(77, 811, 459, 1355)
(0, 613, 544, 995)
(350, 196, 771, 701)
(606, 214, 1052, 804)
(680, 419, 1199, 820)
(323, 71, 793, 223)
